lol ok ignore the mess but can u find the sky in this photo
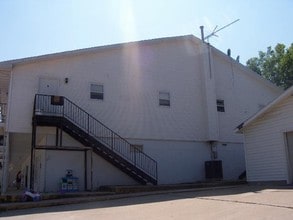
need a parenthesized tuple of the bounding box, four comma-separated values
(0, 0, 293, 64)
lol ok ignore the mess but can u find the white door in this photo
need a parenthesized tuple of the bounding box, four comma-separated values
(286, 132, 293, 183)
(39, 78, 59, 95)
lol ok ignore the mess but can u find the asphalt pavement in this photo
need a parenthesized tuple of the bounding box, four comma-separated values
(1, 185, 293, 219)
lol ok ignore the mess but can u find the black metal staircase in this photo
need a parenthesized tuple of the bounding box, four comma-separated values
(33, 94, 158, 185)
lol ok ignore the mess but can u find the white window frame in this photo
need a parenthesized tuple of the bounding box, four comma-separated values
(90, 83, 104, 100)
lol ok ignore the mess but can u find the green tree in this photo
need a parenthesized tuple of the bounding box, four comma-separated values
(246, 43, 293, 89)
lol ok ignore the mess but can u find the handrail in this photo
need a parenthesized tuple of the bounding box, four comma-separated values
(34, 94, 157, 181)
(0, 103, 7, 123)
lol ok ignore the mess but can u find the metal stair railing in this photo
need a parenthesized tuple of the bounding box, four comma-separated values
(34, 94, 158, 182)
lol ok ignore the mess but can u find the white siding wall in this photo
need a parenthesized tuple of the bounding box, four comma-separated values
(130, 139, 211, 184)
(40, 133, 213, 186)
(90, 152, 137, 188)
(212, 51, 282, 143)
(36, 128, 136, 191)
(8, 39, 208, 141)
(44, 150, 85, 192)
(243, 96, 293, 182)
(5, 36, 283, 189)
(7, 38, 281, 142)
(8, 133, 31, 188)
(217, 143, 245, 180)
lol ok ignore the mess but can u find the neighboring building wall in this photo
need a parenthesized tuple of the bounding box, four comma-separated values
(243, 96, 293, 183)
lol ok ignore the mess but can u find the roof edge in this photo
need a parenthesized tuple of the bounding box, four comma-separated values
(0, 35, 200, 68)
(236, 85, 293, 133)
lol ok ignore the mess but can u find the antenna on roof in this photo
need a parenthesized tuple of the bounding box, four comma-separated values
(203, 19, 240, 42)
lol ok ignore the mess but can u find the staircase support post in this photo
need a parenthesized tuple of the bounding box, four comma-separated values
(84, 150, 87, 191)
(30, 118, 36, 191)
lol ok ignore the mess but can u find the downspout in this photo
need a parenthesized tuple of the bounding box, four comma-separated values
(199, 26, 219, 158)
(30, 98, 36, 190)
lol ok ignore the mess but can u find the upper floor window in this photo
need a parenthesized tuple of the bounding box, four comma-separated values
(90, 84, 104, 100)
(159, 91, 170, 107)
(216, 99, 225, 112)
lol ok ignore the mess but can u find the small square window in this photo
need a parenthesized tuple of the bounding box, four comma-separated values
(90, 84, 104, 100)
(217, 99, 225, 112)
(159, 92, 170, 107)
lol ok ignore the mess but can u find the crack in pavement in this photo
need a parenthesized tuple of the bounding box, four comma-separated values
(196, 197, 293, 210)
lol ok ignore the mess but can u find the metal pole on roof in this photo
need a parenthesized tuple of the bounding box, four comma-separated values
(203, 19, 240, 42)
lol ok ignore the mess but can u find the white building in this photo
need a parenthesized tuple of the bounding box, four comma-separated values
(0, 35, 282, 193)
(237, 86, 293, 184)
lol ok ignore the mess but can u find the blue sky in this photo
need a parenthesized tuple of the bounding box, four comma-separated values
(0, 0, 292, 64)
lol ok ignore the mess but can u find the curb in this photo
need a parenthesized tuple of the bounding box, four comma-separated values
(0, 185, 241, 212)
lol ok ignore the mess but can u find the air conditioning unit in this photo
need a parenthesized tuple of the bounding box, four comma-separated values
(205, 160, 223, 180)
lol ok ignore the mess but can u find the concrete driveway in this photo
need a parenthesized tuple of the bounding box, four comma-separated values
(1, 185, 293, 219)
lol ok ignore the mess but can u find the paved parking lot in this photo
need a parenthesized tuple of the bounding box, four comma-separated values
(1, 185, 293, 219)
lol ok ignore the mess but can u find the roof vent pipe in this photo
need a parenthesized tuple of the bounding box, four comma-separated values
(200, 26, 205, 42)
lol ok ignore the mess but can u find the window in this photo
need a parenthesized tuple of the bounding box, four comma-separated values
(159, 92, 170, 107)
(90, 84, 104, 100)
(130, 144, 143, 153)
(216, 99, 225, 112)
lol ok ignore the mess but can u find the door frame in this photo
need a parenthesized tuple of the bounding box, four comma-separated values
(38, 77, 60, 95)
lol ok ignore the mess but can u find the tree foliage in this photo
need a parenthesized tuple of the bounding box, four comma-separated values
(246, 43, 293, 89)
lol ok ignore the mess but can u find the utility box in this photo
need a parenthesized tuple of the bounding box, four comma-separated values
(205, 160, 223, 180)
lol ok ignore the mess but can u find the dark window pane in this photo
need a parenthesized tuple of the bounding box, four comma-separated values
(159, 99, 170, 106)
(217, 106, 225, 112)
(91, 92, 103, 100)
(216, 99, 225, 112)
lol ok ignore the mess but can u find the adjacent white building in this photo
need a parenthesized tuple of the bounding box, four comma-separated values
(0, 35, 282, 193)
(237, 86, 293, 184)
